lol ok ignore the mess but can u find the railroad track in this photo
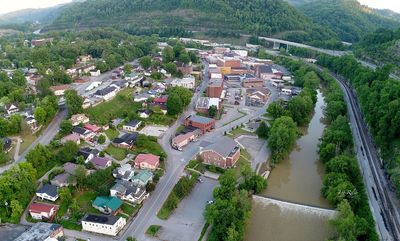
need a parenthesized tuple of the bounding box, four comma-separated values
(335, 74, 400, 241)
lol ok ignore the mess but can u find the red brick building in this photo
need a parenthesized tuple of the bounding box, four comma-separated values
(243, 78, 264, 88)
(184, 115, 216, 134)
(217, 58, 241, 68)
(207, 79, 224, 98)
(198, 137, 240, 168)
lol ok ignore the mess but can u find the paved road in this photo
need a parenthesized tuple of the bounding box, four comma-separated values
(325, 69, 400, 241)
(0, 107, 68, 174)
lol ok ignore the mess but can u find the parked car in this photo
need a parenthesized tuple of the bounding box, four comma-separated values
(197, 177, 204, 183)
(206, 200, 214, 205)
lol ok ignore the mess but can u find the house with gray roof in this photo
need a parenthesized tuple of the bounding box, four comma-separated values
(198, 136, 240, 169)
(36, 184, 59, 202)
(110, 180, 148, 204)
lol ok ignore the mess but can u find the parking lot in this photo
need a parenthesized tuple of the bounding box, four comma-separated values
(236, 135, 266, 158)
(139, 125, 169, 138)
(150, 177, 218, 241)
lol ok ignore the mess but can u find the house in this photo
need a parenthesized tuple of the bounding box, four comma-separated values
(246, 88, 271, 106)
(149, 103, 167, 115)
(134, 154, 160, 170)
(112, 133, 138, 149)
(111, 118, 124, 127)
(1, 137, 12, 153)
(195, 97, 220, 114)
(112, 164, 135, 181)
(60, 133, 81, 145)
(92, 196, 122, 215)
(153, 96, 168, 106)
(123, 120, 142, 132)
(110, 180, 148, 204)
(63, 162, 79, 175)
(94, 86, 118, 101)
(110, 79, 128, 90)
(5, 103, 19, 115)
(256, 65, 275, 80)
(138, 109, 152, 119)
(81, 214, 126, 236)
(70, 114, 90, 126)
(50, 85, 69, 96)
(169, 75, 195, 89)
(198, 137, 240, 169)
(72, 126, 95, 141)
(77, 54, 93, 63)
(242, 77, 264, 88)
(15, 222, 64, 241)
(134, 93, 152, 102)
(176, 62, 193, 75)
(132, 170, 153, 187)
(84, 123, 101, 133)
(184, 115, 216, 134)
(50, 173, 76, 187)
(36, 184, 59, 202)
(172, 131, 197, 150)
(28, 202, 57, 220)
(78, 147, 99, 163)
(90, 69, 100, 77)
(90, 157, 112, 169)
(207, 79, 224, 98)
(26, 116, 38, 131)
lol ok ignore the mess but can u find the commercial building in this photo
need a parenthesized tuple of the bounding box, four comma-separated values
(184, 115, 216, 134)
(81, 214, 126, 236)
(198, 137, 240, 169)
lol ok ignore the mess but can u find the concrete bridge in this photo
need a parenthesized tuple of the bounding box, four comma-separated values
(253, 195, 337, 218)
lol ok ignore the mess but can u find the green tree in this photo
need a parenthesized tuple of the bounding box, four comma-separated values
(179, 53, 190, 64)
(65, 89, 83, 116)
(56, 141, 79, 163)
(34, 107, 47, 125)
(162, 46, 174, 63)
(124, 63, 132, 74)
(12, 70, 26, 87)
(59, 120, 73, 135)
(256, 121, 269, 139)
(59, 187, 73, 206)
(139, 56, 152, 70)
(287, 95, 313, 126)
(331, 200, 368, 241)
(10, 200, 23, 222)
(164, 62, 177, 75)
(268, 116, 297, 163)
(98, 134, 106, 144)
(166, 92, 183, 115)
(75, 165, 87, 189)
(208, 105, 217, 118)
(266, 101, 287, 120)
(26, 144, 53, 173)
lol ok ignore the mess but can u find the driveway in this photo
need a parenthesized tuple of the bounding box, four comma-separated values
(151, 178, 218, 241)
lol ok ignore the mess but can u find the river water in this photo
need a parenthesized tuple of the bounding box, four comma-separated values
(245, 90, 335, 241)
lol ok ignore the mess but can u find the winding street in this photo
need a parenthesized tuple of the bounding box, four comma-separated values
(0, 107, 68, 174)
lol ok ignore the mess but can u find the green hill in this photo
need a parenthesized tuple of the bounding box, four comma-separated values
(0, 5, 66, 25)
(298, 0, 400, 43)
(47, 0, 338, 44)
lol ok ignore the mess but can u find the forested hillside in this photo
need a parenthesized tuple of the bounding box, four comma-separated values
(298, 0, 399, 43)
(47, 0, 338, 45)
(354, 28, 400, 74)
(0, 5, 66, 25)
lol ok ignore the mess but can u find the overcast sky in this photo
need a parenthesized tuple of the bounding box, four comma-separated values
(0, 0, 399, 15)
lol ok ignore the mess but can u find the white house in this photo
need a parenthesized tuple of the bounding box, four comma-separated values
(36, 184, 59, 202)
(123, 120, 142, 132)
(82, 214, 126, 236)
(170, 75, 195, 89)
(28, 202, 57, 220)
(50, 85, 69, 96)
(85, 81, 102, 92)
(110, 180, 148, 204)
(138, 109, 151, 119)
(90, 69, 101, 77)
(94, 86, 118, 101)
(5, 103, 19, 115)
(70, 114, 90, 126)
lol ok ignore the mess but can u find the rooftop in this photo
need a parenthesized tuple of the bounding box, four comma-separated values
(93, 196, 122, 212)
(37, 184, 58, 197)
(187, 115, 215, 124)
(82, 214, 121, 225)
(134, 154, 160, 166)
(14, 222, 62, 241)
(94, 86, 117, 96)
(202, 136, 239, 158)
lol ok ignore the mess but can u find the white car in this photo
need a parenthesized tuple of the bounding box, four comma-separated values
(206, 200, 214, 205)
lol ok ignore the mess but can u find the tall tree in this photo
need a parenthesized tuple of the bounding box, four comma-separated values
(139, 56, 152, 70)
(65, 90, 83, 116)
(268, 116, 297, 163)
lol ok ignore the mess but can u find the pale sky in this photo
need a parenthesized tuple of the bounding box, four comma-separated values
(0, 0, 399, 15)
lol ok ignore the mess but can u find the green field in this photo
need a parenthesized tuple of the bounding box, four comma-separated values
(85, 88, 142, 125)
(105, 145, 128, 161)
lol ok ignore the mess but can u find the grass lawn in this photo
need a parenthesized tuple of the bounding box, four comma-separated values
(227, 127, 254, 138)
(18, 133, 37, 155)
(85, 88, 142, 124)
(105, 145, 128, 161)
(59, 219, 82, 231)
(121, 202, 140, 216)
(147, 113, 176, 126)
(235, 149, 253, 178)
(76, 190, 102, 214)
(222, 110, 247, 127)
(105, 128, 120, 140)
(146, 225, 161, 237)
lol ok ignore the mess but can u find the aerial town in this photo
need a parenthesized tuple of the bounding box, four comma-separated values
(1, 1, 400, 241)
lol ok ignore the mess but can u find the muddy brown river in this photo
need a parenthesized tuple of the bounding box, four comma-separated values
(245, 90, 336, 241)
